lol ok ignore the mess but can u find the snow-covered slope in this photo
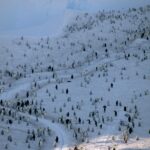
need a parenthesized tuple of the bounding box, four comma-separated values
(0, 2, 150, 150)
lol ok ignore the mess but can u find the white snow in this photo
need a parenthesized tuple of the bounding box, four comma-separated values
(0, 1, 150, 150)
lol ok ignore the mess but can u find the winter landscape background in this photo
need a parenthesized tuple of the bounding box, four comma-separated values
(0, 0, 150, 36)
(0, 0, 150, 150)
